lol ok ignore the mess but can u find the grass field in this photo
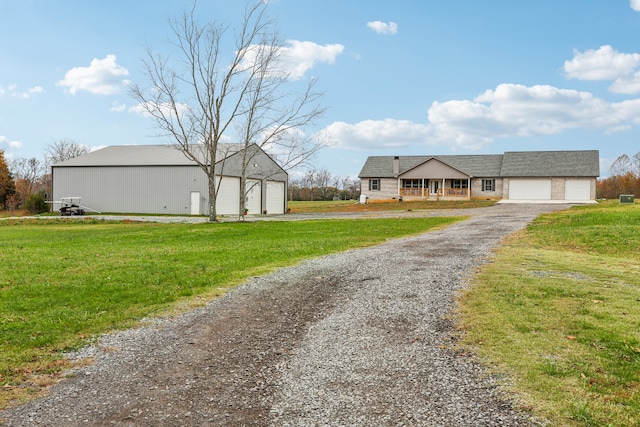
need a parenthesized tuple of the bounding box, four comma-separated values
(0, 215, 462, 408)
(458, 201, 640, 427)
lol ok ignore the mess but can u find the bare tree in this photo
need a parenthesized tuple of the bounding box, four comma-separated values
(632, 151, 640, 177)
(233, 29, 325, 217)
(46, 139, 89, 165)
(314, 169, 333, 200)
(130, 1, 321, 221)
(610, 154, 634, 177)
(9, 157, 45, 204)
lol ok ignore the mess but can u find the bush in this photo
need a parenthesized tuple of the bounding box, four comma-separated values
(24, 193, 49, 214)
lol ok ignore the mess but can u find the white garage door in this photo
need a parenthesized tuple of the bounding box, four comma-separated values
(565, 179, 591, 201)
(216, 176, 240, 215)
(266, 181, 285, 214)
(245, 179, 262, 214)
(509, 179, 552, 200)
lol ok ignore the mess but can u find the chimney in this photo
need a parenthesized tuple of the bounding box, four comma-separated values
(393, 156, 399, 175)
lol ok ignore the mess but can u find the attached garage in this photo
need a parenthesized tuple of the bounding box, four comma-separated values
(565, 179, 591, 201)
(508, 179, 552, 200)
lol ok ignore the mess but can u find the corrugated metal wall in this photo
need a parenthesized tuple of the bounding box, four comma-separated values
(52, 166, 286, 216)
(52, 166, 209, 215)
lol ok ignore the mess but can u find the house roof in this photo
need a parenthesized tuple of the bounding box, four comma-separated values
(499, 150, 600, 177)
(53, 144, 243, 167)
(358, 150, 599, 178)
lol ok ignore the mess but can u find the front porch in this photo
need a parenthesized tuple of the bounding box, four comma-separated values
(398, 178, 471, 201)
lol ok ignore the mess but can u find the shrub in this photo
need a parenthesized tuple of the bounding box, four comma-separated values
(24, 193, 49, 214)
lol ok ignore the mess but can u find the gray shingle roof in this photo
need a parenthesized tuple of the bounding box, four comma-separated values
(53, 144, 243, 167)
(500, 150, 599, 177)
(358, 150, 599, 178)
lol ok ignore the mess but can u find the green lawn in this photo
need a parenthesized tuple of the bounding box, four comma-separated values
(0, 215, 462, 407)
(458, 201, 640, 427)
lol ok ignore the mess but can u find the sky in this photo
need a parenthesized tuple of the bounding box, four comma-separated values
(2, 0, 640, 180)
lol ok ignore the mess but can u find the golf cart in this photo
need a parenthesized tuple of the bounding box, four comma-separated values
(59, 197, 86, 216)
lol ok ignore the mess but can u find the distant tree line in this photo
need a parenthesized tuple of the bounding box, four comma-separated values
(0, 139, 88, 213)
(597, 151, 640, 199)
(288, 168, 360, 201)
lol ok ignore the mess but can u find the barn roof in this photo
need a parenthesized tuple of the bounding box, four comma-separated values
(53, 144, 243, 167)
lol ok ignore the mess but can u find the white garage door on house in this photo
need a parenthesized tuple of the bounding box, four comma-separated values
(266, 181, 285, 214)
(565, 179, 591, 201)
(509, 179, 552, 200)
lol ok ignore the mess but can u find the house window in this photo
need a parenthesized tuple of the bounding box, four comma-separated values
(451, 179, 469, 189)
(369, 179, 380, 191)
(401, 179, 422, 188)
(482, 179, 495, 192)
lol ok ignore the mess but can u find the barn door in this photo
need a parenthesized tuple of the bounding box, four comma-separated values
(190, 192, 200, 215)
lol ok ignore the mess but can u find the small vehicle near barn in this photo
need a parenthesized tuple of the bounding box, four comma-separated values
(59, 197, 86, 216)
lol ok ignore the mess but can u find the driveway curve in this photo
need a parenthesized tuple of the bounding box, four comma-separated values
(0, 204, 568, 426)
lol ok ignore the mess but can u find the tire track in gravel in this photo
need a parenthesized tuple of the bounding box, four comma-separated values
(0, 204, 567, 426)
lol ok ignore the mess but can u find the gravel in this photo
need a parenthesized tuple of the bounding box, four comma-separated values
(0, 203, 569, 426)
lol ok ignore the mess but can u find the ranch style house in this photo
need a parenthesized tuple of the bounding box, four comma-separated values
(358, 150, 599, 203)
(51, 143, 288, 216)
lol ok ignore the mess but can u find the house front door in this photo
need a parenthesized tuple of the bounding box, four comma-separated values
(428, 180, 439, 196)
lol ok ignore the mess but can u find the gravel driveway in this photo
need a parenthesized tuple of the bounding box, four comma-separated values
(0, 204, 569, 426)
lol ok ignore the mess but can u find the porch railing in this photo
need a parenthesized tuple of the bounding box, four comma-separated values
(442, 188, 470, 197)
(399, 188, 471, 198)
(399, 188, 424, 197)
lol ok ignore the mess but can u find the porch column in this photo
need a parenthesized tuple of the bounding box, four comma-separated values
(423, 178, 426, 197)
(468, 177, 471, 197)
(397, 179, 401, 198)
(442, 178, 445, 195)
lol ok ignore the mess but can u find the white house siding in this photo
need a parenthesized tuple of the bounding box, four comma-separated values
(52, 166, 207, 215)
(266, 181, 285, 214)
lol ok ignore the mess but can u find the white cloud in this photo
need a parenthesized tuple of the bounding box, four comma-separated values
(14, 86, 45, 99)
(366, 21, 398, 35)
(280, 40, 344, 79)
(564, 45, 640, 80)
(239, 40, 343, 80)
(609, 71, 640, 94)
(0, 84, 45, 99)
(321, 119, 435, 150)
(632, 0, 640, 12)
(0, 135, 23, 149)
(321, 83, 640, 151)
(129, 101, 190, 118)
(564, 45, 640, 94)
(110, 100, 126, 113)
(58, 54, 130, 95)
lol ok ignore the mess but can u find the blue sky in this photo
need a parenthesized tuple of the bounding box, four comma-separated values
(2, 1, 640, 179)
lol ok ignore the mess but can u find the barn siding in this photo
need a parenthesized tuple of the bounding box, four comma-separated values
(53, 166, 207, 215)
(53, 165, 287, 216)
